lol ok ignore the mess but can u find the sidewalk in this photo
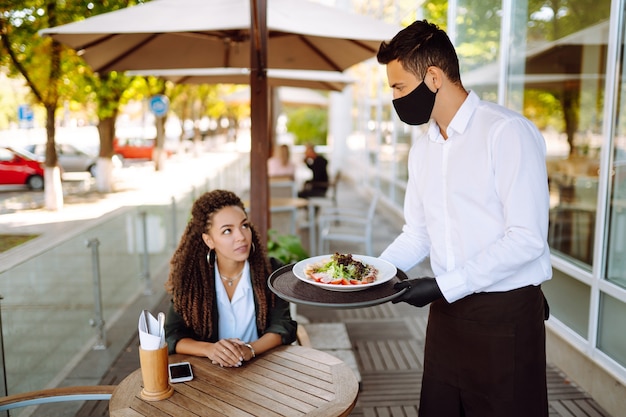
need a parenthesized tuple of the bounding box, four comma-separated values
(1, 151, 614, 417)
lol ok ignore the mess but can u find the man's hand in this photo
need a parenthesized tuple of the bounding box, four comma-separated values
(392, 277, 443, 307)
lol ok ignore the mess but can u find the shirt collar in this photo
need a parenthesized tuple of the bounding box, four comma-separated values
(428, 90, 480, 142)
(238, 262, 252, 291)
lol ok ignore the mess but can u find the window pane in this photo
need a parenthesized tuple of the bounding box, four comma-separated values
(461, 1, 610, 268)
(519, 2, 611, 267)
(598, 293, 626, 367)
(542, 269, 590, 338)
(455, 1, 502, 102)
(607, 13, 626, 290)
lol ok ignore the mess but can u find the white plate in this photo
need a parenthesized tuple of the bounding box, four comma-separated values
(292, 254, 397, 292)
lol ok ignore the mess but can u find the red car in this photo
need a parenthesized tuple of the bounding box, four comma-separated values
(0, 146, 45, 190)
(113, 137, 172, 161)
(114, 137, 154, 160)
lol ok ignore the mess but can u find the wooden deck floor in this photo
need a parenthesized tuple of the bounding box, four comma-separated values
(297, 302, 612, 417)
(70, 295, 612, 417)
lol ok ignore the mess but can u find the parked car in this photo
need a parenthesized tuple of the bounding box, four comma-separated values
(24, 143, 115, 177)
(113, 137, 173, 161)
(0, 146, 45, 190)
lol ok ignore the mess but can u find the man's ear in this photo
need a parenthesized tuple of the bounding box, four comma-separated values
(425, 66, 444, 91)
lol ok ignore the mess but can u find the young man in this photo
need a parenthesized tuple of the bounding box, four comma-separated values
(377, 20, 552, 417)
(298, 143, 329, 198)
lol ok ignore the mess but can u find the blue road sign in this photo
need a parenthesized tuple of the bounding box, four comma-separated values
(149, 95, 169, 118)
(18, 104, 34, 128)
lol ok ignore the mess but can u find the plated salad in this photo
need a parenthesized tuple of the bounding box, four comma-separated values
(303, 253, 378, 285)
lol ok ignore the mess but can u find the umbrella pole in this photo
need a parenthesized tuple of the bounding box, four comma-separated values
(249, 0, 270, 244)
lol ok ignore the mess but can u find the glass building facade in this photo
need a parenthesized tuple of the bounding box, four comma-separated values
(342, 0, 626, 413)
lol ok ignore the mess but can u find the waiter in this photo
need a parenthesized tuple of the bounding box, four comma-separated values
(377, 20, 552, 417)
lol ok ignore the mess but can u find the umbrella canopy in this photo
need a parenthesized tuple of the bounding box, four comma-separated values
(224, 86, 330, 107)
(40, 0, 399, 242)
(126, 68, 354, 92)
(464, 20, 609, 90)
(39, 0, 398, 73)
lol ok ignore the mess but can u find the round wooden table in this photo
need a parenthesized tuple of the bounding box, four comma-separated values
(110, 345, 358, 417)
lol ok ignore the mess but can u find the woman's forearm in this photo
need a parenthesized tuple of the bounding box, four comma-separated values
(247, 333, 282, 358)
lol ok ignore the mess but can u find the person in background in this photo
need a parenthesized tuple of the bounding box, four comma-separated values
(267, 144, 296, 180)
(164, 189, 297, 367)
(297, 143, 329, 198)
(377, 20, 552, 417)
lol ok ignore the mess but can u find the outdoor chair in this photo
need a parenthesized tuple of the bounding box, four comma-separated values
(307, 170, 341, 210)
(0, 385, 116, 412)
(270, 178, 297, 198)
(317, 193, 379, 256)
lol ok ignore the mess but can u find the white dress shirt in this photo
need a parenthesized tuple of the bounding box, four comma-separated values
(216, 261, 258, 342)
(380, 91, 552, 303)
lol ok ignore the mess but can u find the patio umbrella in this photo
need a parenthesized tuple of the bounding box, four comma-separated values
(464, 20, 609, 90)
(40, 0, 399, 241)
(224, 86, 330, 107)
(126, 68, 354, 92)
(39, 0, 396, 73)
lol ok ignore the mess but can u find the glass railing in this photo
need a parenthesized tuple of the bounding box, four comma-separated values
(0, 152, 249, 400)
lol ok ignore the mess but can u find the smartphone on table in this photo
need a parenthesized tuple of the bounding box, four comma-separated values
(168, 362, 193, 383)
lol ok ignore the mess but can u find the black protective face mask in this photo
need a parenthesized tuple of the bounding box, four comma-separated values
(392, 81, 437, 125)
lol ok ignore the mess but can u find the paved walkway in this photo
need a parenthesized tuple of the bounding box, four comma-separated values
(0, 150, 614, 417)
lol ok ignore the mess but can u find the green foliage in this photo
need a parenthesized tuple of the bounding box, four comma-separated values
(0, 234, 39, 253)
(92, 71, 135, 120)
(285, 107, 327, 146)
(527, 0, 611, 42)
(423, 0, 448, 28)
(0, 1, 148, 119)
(524, 89, 565, 131)
(266, 230, 309, 265)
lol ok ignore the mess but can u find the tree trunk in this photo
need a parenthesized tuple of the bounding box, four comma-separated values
(44, 103, 63, 210)
(560, 89, 580, 156)
(154, 116, 166, 171)
(96, 114, 118, 192)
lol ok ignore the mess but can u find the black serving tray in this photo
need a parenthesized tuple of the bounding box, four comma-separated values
(268, 263, 408, 309)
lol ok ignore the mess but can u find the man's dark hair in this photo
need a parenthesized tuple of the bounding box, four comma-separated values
(377, 20, 462, 85)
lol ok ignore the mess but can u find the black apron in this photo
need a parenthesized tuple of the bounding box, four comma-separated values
(419, 285, 548, 417)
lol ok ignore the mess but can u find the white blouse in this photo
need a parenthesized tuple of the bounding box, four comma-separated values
(216, 261, 258, 342)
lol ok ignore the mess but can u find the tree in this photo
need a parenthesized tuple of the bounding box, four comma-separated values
(525, 0, 611, 155)
(91, 70, 137, 191)
(1, 0, 149, 206)
(1, 0, 69, 209)
(285, 107, 328, 146)
(70, 1, 149, 188)
(168, 83, 218, 156)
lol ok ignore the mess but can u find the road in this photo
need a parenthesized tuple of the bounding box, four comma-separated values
(0, 159, 155, 215)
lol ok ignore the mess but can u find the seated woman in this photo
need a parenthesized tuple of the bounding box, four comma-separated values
(164, 189, 297, 367)
(267, 144, 296, 180)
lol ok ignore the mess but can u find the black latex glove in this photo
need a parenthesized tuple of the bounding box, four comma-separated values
(392, 277, 443, 307)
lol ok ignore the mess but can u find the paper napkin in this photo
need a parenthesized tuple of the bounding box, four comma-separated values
(138, 310, 165, 350)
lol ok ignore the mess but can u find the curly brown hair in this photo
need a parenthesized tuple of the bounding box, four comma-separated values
(166, 189, 275, 340)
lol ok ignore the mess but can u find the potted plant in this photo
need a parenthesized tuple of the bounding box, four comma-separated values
(266, 229, 309, 265)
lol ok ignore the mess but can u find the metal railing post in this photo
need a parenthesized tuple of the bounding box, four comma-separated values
(0, 295, 7, 416)
(86, 238, 107, 350)
(140, 211, 152, 295)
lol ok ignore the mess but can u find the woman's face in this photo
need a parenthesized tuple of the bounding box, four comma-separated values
(202, 205, 251, 263)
